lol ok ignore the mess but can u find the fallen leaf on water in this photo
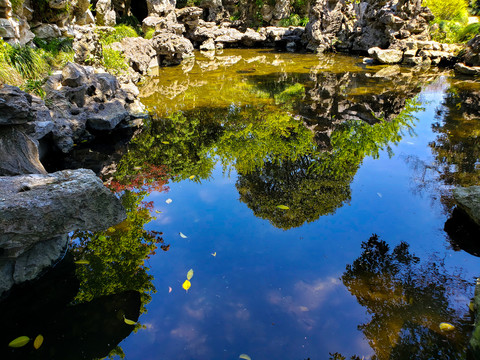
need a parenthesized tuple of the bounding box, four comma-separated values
(239, 354, 251, 360)
(33, 335, 43, 350)
(124, 317, 136, 326)
(166, 198, 173, 204)
(189, 175, 195, 180)
(469, 302, 475, 312)
(133, 166, 142, 170)
(276, 205, 289, 210)
(182, 279, 191, 291)
(155, 210, 162, 214)
(8, 336, 30, 348)
(439, 322, 455, 332)
(162, 141, 170, 144)
(75, 260, 89, 265)
(168, 287, 172, 293)
(211, 252, 216, 257)
(187, 269, 194, 280)
(180, 232, 188, 238)
(377, 192, 383, 198)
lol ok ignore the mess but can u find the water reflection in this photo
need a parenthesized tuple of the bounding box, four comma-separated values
(339, 234, 472, 360)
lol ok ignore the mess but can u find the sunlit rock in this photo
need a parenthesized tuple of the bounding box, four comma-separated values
(453, 186, 480, 226)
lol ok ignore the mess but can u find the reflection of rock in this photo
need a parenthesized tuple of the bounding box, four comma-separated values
(0, 168, 126, 257)
(453, 186, 480, 226)
(0, 254, 141, 360)
(445, 208, 480, 257)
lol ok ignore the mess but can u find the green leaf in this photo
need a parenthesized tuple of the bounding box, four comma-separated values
(276, 205, 290, 210)
(33, 335, 43, 350)
(187, 269, 194, 280)
(75, 260, 89, 265)
(124, 317, 136, 325)
(8, 336, 30, 348)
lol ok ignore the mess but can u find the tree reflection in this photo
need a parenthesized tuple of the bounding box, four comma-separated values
(341, 234, 472, 360)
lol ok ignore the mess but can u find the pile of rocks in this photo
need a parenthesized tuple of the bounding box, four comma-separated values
(455, 35, 480, 76)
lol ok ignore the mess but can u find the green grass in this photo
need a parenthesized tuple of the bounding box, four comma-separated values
(144, 29, 155, 40)
(102, 48, 129, 75)
(424, 0, 469, 21)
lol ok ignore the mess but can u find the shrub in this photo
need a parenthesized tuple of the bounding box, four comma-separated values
(99, 24, 139, 45)
(279, 14, 309, 27)
(424, 0, 469, 21)
(102, 48, 129, 75)
(144, 29, 155, 40)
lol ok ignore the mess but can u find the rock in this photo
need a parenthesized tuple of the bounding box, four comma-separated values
(0, 127, 46, 176)
(455, 62, 480, 76)
(0, 85, 32, 125)
(368, 47, 403, 64)
(86, 99, 129, 130)
(0, 169, 126, 257)
(151, 31, 194, 66)
(373, 65, 401, 78)
(49, 0, 69, 10)
(453, 186, 480, 226)
(463, 35, 480, 67)
(96, 0, 116, 26)
(0, 18, 16, 40)
(242, 28, 267, 46)
(147, 0, 176, 16)
(31, 23, 62, 39)
(272, 0, 291, 22)
(304, 0, 433, 53)
(118, 37, 157, 75)
(73, 25, 103, 65)
(61, 61, 88, 88)
(200, 38, 215, 51)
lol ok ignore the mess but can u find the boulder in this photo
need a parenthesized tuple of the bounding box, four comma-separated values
(0, 169, 126, 257)
(151, 31, 194, 66)
(73, 25, 103, 65)
(0, 85, 32, 125)
(86, 99, 129, 130)
(453, 186, 480, 226)
(147, 0, 176, 16)
(95, 0, 116, 26)
(31, 23, 62, 39)
(463, 35, 480, 67)
(0, 127, 47, 176)
(118, 37, 157, 75)
(368, 47, 403, 64)
(61, 61, 89, 88)
(200, 38, 215, 51)
(455, 63, 480, 76)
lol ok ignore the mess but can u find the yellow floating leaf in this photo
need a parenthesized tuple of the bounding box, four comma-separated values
(182, 279, 191, 291)
(155, 210, 162, 214)
(187, 269, 194, 280)
(469, 302, 475, 312)
(189, 175, 195, 180)
(276, 205, 289, 210)
(211, 252, 216, 257)
(161, 141, 170, 144)
(8, 336, 30, 348)
(239, 354, 252, 360)
(33, 335, 43, 350)
(179, 232, 188, 239)
(74, 260, 89, 265)
(124, 317, 136, 325)
(439, 322, 455, 332)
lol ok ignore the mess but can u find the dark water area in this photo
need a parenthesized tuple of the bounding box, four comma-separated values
(2, 49, 480, 360)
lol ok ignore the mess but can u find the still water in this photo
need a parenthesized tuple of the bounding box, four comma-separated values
(3, 49, 480, 360)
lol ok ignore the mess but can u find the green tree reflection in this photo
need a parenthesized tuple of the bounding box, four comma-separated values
(71, 190, 168, 315)
(341, 234, 472, 360)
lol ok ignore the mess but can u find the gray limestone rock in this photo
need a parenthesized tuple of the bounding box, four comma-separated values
(86, 99, 129, 130)
(368, 47, 403, 64)
(0, 85, 32, 125)
(0, 127, 47, 176)
(0, 169, 126, 257)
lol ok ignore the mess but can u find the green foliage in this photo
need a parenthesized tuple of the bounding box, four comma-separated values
(102, 48, 129, 75)
(279, 14, 309, 27)
(10, 0, 24, 13)
(144, 29, 156, 40)
(457, 22, 480, 42)
(99, 24, 139, 45)
(0, 40, 22, 86)
(274, 83, 305, 105)
(21, 79, 46, 98)
(71, 191, 166, 314)
(424, 0, 469, 21)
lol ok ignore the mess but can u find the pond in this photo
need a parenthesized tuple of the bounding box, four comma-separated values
(2, 49, 480, 360)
